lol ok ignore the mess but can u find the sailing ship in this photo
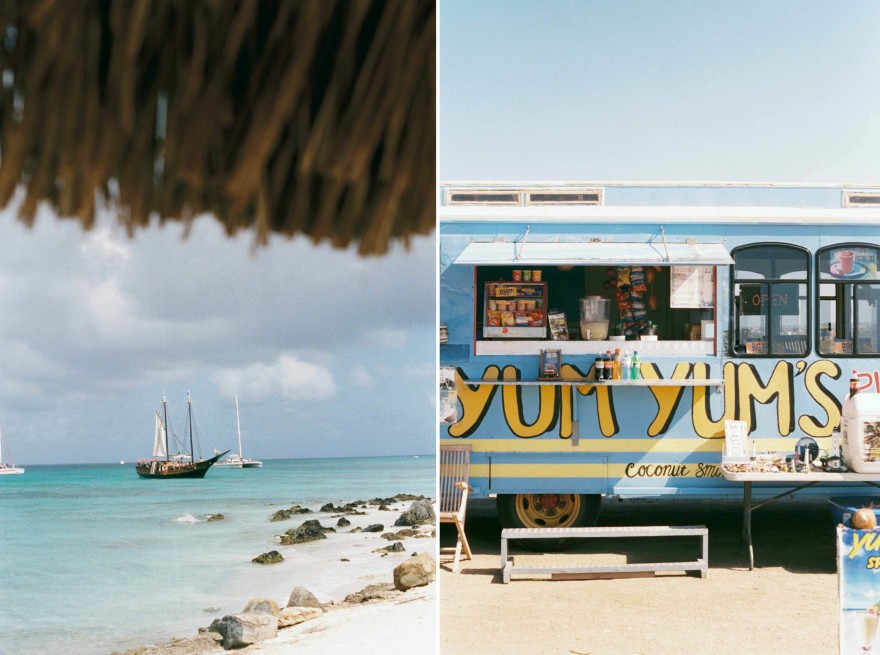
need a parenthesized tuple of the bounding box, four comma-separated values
(0, 418, 24, 475)
(135, 393, 228, 479)
(215, 396, 263, 469)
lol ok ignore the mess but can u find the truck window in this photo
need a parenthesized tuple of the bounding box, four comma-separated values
(475, 264, 714, 343)
(817, 244, 880, 357)
(731, 243, 810, 357)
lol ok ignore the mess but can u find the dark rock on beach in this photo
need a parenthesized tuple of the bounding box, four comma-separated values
(393, 499, 435, 527)
(252, 550, 284, 564)
(279, 519, 328, 545)
(374, 541, 405, 554)
(210, 611, 278, 649)
(394, 493, 427, 501)
(337, 516, 351, 527)
(287, 586, 323, 609)
(321, 501, 367, 515)
(381, 528, 420, 540)
(363, 523, 384, 533)
(271, 505, 312, 522)
(270, 509, 294, 522)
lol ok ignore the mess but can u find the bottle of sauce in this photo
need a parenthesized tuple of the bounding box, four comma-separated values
(631, 351, 640, 380)
(594, 356, 604, 381)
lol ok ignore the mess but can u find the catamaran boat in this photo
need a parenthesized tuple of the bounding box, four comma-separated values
(216, 396, 263, 469)
(0, 418, 23, 475)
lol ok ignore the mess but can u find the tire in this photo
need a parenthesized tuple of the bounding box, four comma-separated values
(496, 493, 602, 552)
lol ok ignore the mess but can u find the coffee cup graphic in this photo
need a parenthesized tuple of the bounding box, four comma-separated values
(839, 250, 855, 274)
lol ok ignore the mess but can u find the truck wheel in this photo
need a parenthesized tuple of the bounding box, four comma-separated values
(496, 493, 601, 552)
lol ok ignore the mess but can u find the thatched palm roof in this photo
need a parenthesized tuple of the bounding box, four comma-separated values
(0, 0, 435, 254)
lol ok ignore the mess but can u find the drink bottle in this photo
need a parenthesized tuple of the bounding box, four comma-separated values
(621, 351, 631, 380)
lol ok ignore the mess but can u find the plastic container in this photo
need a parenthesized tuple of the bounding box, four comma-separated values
(842, 393, 880, 473)
(580, 296, 610, 341)
(829, 497, 880, 527)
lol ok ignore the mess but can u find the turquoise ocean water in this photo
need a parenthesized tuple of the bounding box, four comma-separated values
(0, 456, 435, 655)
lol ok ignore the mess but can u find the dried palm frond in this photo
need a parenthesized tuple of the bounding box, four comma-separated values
(0, 0, 435, 254)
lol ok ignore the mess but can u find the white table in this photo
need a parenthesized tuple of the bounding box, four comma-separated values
(720, 468, 880, 569)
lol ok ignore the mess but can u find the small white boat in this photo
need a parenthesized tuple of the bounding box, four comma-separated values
(0, 418, 24, 475)
(216, 396, 262, 469)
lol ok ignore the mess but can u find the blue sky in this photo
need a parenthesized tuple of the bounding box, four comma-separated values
(0, 206, 435, 465)
(440, 0, 880, 182)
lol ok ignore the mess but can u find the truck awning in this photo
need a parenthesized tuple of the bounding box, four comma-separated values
(453, 241, 733, 266)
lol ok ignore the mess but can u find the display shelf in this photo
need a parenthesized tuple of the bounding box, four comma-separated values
(483, 280, 548, 339)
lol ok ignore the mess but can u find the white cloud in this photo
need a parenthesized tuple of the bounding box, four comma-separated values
(81, 226, 131, 265)
(212, 353, 337, 403)
(85, 277, 133, 331)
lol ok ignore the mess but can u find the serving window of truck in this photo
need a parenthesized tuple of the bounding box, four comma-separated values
(440, 183, 880, 542)
(459, 239, 727, 357)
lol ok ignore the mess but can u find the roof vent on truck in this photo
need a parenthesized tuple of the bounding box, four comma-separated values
(526, 188, 603, 205)
(444, 186, 604, 206)
(843, 190, 880, 207)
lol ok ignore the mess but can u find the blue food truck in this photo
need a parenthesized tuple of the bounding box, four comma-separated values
(439, 182, 880, 537)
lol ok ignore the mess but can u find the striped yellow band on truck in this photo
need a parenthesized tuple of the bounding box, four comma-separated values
(469, 462, 729, 479)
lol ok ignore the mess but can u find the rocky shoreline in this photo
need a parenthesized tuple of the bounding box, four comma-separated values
(111, 495, 437, 655)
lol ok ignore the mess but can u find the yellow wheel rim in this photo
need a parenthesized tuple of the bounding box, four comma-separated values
(514, 494, 582, 528)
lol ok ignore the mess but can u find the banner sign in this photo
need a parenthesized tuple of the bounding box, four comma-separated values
(838, 526, 880, 654)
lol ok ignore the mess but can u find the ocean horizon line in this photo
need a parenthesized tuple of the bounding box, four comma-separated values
(13, 452, 437, 468)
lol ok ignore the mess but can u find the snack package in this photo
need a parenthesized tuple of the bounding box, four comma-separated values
(548, 311, 569, 340)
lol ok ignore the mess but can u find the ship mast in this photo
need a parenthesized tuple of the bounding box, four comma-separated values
(187, 391, 194, 462)
(235, 395, 243, 459)
(162, 392, 169, 462)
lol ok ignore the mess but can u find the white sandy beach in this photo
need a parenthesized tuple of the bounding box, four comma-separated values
(241, 584, 436, 655)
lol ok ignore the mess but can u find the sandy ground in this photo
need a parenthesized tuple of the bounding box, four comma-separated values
(242, 585, 435, 654)
(440, 496, 844, 655)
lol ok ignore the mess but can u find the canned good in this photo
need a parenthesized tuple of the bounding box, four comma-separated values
(518, 300, 527, 311)
(533, 270, 542, 282)
(512, 269, 522, 281)
(489, 300, 497, 311)
(523, 270, 532, 282)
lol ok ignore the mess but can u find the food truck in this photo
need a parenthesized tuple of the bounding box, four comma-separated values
(439, 182, 880, 536)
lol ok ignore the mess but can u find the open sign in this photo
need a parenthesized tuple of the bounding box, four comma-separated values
(740, 284, 799, 316)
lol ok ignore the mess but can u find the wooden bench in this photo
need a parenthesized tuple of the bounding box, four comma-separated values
(500, 525, 708, 583)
